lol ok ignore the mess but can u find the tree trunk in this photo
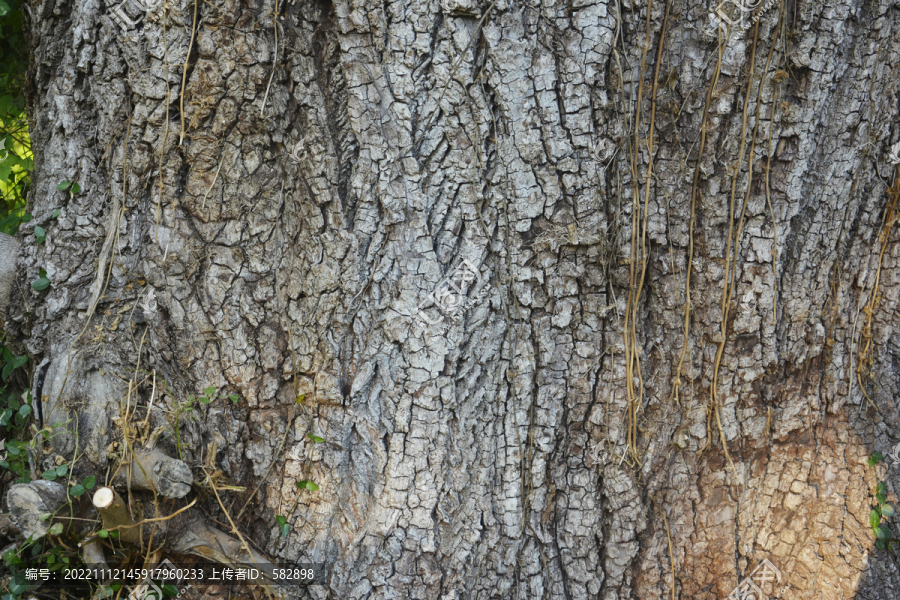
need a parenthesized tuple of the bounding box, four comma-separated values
(6, 0, 900, 597)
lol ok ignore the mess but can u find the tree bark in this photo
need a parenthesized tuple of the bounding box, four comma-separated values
(6, 0, 900, 598)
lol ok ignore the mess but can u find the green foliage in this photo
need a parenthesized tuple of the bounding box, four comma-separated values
(296, 480, 319, 492)
(306, 433, 324, 444)
(2, 537, 83, 600)
(0, 0, 31, 236)
(275, 515, 290, 537)
(0, 345, 32, 483)
(31, 268, 49, 291)
(70, 475, 96, 498)
(40, 463, 67, 481)
(867, 457, 898, 556)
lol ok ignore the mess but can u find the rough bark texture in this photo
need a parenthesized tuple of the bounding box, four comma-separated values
(7, 0, 900, 598)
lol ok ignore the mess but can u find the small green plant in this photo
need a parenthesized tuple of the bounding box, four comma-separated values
(70, 475, 96, 498)
(40, 462, 66, 481)
(55, 180, 80, 196)
(867, 452, 899, 559)
(868, 451, 884, 466)
(0, 346, 33, 483)
(31, 268, 49, 291)
(275, 515, 289, 537)
(296, 480, 319, 492)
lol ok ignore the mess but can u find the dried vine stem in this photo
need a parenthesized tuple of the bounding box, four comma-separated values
(156, 10, 170, 242)
(671, 11, 736, 406)
(857, 162, 900, 409)
(710, 1, 784, 474)
(259, 0, 280, 117)
(623, 0, 670, 463)
(179, 0, 199, 146)
(707, 17, 762, 475)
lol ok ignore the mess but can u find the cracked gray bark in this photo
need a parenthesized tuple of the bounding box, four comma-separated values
(5, 0, 900, 598)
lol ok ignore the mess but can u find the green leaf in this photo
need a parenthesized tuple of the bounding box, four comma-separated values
(83, 475, 96, 489)
(204, 386, 216, 396)
(872, 509, 882, 529)
(2, 355, 26, 380)
(42, 468, 58, 481)
(877, 526, 891, 539)
(307, 433, 324, 443)
(878, 481, 887, 495)
(48, 522, 63, 536)
(0, 0, 9, 17)
(229, 394, 239, 403)
(33, 268, 50, 291)
(303, 481, 320, 491)
(162, 584, 179, 596)
(870, 451, 884, 466)
(52, 208, 60, 218)
(878, 492, 887, 505)
(109, 530, 119, 539)
(56, 181, 71, 191)
(199, 396, 211, 404)
(281, 523, 290, 537)
(877, 538, 886, 550)
(71, 484, 85, 497)
(9, 571, 28, 595)
(56, 464, 68, 476)
(295, 394, 306, 405)
(71, 183, 81, 195)
(18, 404, 31, 418)
(98, 529, 109, 538)
(34, 225, 45, 244)
(38, 513, 52, 521)
(881, 504, 895, 518)
(275, 515, 286, 527)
